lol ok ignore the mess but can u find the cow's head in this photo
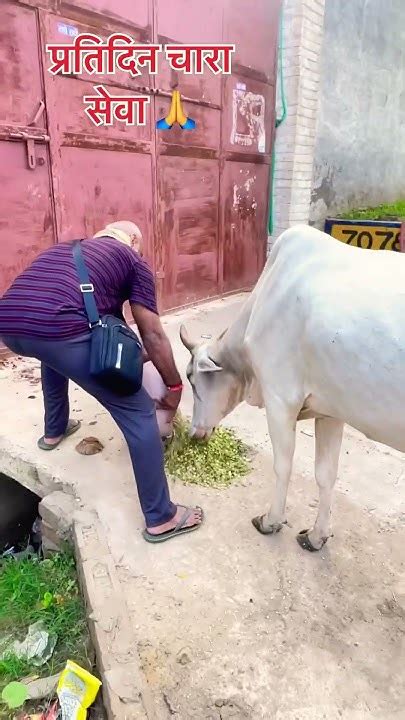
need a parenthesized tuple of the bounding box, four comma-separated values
(180, 325, 244, 439)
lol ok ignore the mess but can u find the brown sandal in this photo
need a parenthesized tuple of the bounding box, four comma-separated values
(37, 419, 81, 451)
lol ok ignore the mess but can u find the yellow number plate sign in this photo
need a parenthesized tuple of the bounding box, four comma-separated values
(324, 219, 404, 251)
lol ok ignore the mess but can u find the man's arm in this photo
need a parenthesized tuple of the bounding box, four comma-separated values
(131, 304, 182, 415)
(132, 304, 181, 385)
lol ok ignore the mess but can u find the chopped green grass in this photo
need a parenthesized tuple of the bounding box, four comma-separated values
(165, 415, 250, 488)
(338, 200, 405, 221)
(0, 551, 90, 690)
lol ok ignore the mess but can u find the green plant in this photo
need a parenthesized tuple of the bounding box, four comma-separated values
(1, 682, 28, 710)
(0, 551, 90, 689)
(339, 200, 405, 221)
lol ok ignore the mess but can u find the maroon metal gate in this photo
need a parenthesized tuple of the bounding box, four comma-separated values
(0, 0, 280, 310)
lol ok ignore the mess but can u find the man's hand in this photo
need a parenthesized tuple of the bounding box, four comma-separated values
(157, 387, 182, 423)
(131, 304, 182, 389)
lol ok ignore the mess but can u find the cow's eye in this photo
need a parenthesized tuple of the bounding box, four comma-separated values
(186, 372, 201, 399)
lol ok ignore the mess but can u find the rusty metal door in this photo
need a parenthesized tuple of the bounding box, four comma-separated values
(220, 0, 280, 294)
(0, 0, 280, 311)
(154, 0, 280, 309)
(0, 1, 56, 297)
(154, 0, 223, 310)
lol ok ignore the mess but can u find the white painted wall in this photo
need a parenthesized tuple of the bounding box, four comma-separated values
(310, 0, 405, 228)
(270, 0, 325, 247)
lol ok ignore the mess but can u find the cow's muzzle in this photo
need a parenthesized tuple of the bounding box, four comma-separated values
(190, 426, 214, 441)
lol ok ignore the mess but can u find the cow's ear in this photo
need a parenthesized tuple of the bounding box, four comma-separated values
(180, 324, 196, 353)
(197, 356, 223, 373)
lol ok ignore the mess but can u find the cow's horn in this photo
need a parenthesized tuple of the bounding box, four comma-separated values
(180, 324, 196, 352)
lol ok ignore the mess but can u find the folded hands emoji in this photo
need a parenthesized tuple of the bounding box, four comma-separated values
(156, 90, 196, 130)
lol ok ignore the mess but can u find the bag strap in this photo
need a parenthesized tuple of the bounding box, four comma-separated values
(72, 241, 101, 328)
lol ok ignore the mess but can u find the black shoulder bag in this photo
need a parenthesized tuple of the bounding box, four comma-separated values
(72, 241, 143, 396)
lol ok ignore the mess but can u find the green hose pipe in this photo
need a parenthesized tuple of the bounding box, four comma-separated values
(268, 3, 287, 236)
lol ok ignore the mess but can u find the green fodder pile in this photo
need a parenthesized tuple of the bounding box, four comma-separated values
(164, 415, 250, 488)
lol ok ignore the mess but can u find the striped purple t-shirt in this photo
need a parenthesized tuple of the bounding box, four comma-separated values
(0, 237, 158, 340)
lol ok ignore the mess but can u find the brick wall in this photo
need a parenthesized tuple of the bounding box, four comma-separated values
(270, 0, 325, 248)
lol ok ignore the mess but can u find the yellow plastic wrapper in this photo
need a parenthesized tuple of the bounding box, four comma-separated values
(57, 660, 101, 720)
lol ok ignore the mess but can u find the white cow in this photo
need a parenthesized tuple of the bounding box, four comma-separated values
(180, 224, 405, 551)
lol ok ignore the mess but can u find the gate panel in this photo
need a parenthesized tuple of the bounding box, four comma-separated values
(220, 0, 280, 295)
(56, 147, 154, 260)
(156, 59, 221, 107)
(0, 2, 46, 128)
(59, 0, 150, 27)
(156, 0, 222, 43)
(0, 140, 54, 295)
(154, 0, 224, 309)
(43, 12, 150, 88)
(41, 8, 156, 265)
(47, 76, 151, 143)
(155, 0, 279, 307)
(224, 0, 279, 83)
(155, 0, 222, 106)
(0, 0, 56, 306)
(157, 156, 219, 309)
(155, 100, 220, 151)
(221, 161, 269, 293)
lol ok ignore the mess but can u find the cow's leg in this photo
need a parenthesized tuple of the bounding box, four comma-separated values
(297, 417, 344, 552)
(252, 398, 297, 535)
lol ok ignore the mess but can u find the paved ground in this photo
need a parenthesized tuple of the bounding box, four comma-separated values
(1, 294, 405, 719)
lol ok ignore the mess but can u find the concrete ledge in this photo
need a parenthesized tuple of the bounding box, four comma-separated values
(0, 438, 62, 498)
(40, 491, 77, 536)
(73, 510, 159, 720)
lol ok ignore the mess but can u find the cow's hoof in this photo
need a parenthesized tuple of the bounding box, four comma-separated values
(296, 529, 327, 552)
(251, 516, 283, 535)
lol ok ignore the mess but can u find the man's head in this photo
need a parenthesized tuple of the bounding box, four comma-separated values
(180, 325, 244, 440)
(94, 220, 143, 255)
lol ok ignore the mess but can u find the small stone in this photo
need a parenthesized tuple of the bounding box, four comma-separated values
(23, 673, 60, 700)
(177, 648, 191, 665)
